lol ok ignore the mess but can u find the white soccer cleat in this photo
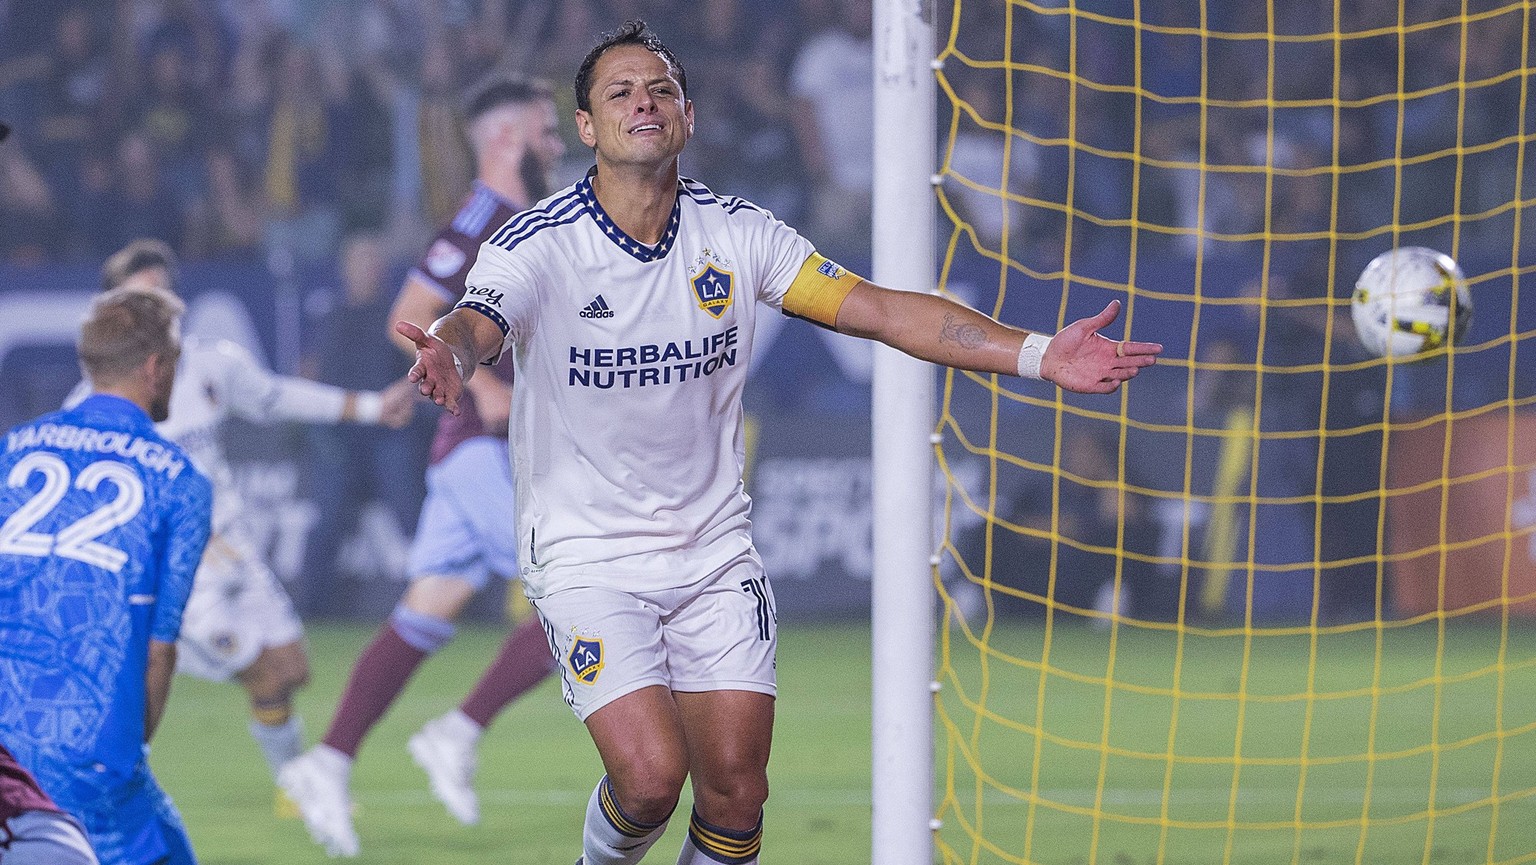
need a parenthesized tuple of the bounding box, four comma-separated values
(408, 712, 482, 825)
(277, 746, 361, 858)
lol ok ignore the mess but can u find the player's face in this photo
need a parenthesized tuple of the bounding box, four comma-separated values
(528, 98, 566, 175)
(518, 98, 565, 199)
(147, 345, 179, 423)
(576, 44, 693, 169)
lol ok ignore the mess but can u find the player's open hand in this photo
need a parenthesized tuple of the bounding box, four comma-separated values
(396, 320, 465, 415)
(1041, 300, 1162, 394)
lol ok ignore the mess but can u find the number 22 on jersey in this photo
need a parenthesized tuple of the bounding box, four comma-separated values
(0, 452, 145, 573)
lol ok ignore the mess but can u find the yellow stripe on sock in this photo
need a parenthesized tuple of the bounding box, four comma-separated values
(252, 706, 291, 727)
(598, 780, 654, 838)
(688, 816, 761, 860)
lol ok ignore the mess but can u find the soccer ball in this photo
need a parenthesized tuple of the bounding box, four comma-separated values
(1350, 246, 1473, 358)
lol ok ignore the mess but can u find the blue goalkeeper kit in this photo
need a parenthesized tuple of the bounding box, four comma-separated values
(0, 394, 212, 864)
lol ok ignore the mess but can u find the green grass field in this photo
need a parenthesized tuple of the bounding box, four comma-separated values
(157, 621, 875, 865)
(154, 619, 1536, 864)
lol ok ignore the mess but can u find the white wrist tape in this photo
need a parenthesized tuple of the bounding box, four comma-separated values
(352, 391, 383, 424)
(1016, 332, 1053, 380)
(452, 353, 469, 382)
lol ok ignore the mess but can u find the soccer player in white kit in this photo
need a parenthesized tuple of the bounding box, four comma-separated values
(74, 240, 416, 806)
(401, 22, 1163, 864)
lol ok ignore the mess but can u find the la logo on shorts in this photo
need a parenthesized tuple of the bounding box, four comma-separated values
(569, 636, 604, 685)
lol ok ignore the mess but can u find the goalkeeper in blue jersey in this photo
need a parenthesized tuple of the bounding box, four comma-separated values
(0, 285, 213, 865)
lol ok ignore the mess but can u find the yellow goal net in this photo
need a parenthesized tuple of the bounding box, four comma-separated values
(930, 1, 1536, 862)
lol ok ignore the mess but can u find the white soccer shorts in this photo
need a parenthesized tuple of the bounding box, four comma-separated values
(0, 811, 99, 865)
(175, 532, 304, 681)
(407, 437, 519, 589)
(530, 551, 779, 721)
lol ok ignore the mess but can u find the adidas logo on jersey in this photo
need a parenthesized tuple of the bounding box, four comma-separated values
(579, 295, 615, 319)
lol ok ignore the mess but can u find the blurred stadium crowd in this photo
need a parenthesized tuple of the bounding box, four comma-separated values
(1, 0, 1526, 272)
(0, 0, 860, 268)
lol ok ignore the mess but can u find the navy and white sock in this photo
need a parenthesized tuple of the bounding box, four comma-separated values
(249, 713, 303, 779)
(675, 808, 761, 864)
(581, 775, 670, 865)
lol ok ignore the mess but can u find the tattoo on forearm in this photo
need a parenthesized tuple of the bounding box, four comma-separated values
(940, 313, 987, 350)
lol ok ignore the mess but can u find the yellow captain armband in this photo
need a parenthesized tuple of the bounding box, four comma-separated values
(781, 253, 864, 327)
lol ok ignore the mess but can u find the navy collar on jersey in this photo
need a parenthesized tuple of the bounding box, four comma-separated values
(578, 170, 681, 263)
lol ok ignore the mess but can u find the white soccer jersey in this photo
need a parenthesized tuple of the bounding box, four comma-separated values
(70, 337, 353, 536)
(459, 173, 858, 597)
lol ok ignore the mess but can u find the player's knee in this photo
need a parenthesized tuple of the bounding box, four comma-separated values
(275, 644, 310, 689)
(282, 655, 310, 692)
(400, 575, 476, 621)
(242, 672, 285, 706)
(390, 603, 457, 654)
(616, 785, 682, 825)
(243, 647, 309, 701)
(609, 761, 688, 823)
(692, 772, 769, 824)
(695, 743, 770, 800)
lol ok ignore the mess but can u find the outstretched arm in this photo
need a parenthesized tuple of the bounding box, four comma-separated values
(833, 282, 1161, 394)
(215, 339, 415, 427)
(388, 274, 450, 356)
(397, 308, 506, 415)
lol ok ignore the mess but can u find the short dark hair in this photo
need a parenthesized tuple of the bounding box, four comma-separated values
(78, 284, 185, 385)
(574, 20, 687, 114)
(101, 238, 178, 293)
(463, 73, 556, 123)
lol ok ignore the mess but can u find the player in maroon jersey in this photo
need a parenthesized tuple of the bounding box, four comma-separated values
(279, 74, 566, 858)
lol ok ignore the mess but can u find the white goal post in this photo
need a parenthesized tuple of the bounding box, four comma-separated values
(870, 1, 937, 864)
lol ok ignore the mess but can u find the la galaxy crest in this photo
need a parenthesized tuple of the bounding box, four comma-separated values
(690, 248, 735, 319)
(568, 635, 604, 685)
